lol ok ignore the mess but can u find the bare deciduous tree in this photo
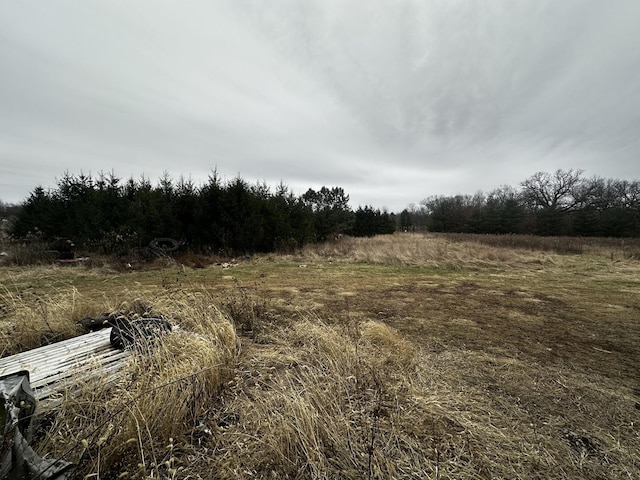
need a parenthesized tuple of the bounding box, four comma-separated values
(520, 169, 586, 212)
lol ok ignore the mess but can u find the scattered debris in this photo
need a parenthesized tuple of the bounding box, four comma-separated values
(0, 330, 129, 405)
(0, 319, 175, 479)
(149, 237, 180, 253)
(109, 317, 172, 350)
(1, 371, 73, 479)
(79, 301, 155, 333)
(48, 239, 76, 261)
(80, 313, 172, 348)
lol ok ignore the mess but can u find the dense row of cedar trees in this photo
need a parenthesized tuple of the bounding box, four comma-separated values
(8, 172, 395, 255)
(6, 169, 639, 256)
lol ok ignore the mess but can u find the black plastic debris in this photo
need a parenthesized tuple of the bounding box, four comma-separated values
(109, 318, 172, 350)
(1, 371, 73, 479)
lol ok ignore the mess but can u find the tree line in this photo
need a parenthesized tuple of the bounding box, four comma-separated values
(8, 171, 396, 255)
(6, 169, 639, 257)
(403, 169, 640, 237)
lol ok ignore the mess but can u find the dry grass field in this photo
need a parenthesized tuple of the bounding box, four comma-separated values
(1, 233, 639, 479)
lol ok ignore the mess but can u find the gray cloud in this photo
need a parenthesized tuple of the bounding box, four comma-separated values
(1, 0, 639, 211)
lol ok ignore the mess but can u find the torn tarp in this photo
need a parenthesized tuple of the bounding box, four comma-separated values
(1, 371, 72, 480)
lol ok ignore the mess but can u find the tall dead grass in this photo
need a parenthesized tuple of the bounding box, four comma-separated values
(203, 316, 438, 479)
(299, 233, 555, 269)
(32, 290, 237, 479)
(197, 312, 638, 479)
(0, 285, 95, 356)
(299, 233, 640, 268)
(441, 232, 640, 259)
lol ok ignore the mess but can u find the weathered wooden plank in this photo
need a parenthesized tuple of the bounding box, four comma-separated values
(0, 329, 112, 376)
(30, 350, 129, 389)
(0, 328, 131, 403)
(1, 324, 176, 406)
(28, 347, 127, 380)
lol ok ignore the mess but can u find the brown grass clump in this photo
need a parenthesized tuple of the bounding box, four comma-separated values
(299, 233, 555, 269)
(198, 316, 445, 479)
(440, 232, 640, 259)
(299, 232, 640, 269)
(0, 285, 97, 356)
(33, 290, 237, 479)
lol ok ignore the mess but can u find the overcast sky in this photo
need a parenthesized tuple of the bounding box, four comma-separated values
(1, 0, 639, 211)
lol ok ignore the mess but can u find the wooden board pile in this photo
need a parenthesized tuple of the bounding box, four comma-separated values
(0, 328, 130, 407)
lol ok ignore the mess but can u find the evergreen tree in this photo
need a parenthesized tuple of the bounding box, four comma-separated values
(399, 209, 412, 231)
(302, 187, 353, 240)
